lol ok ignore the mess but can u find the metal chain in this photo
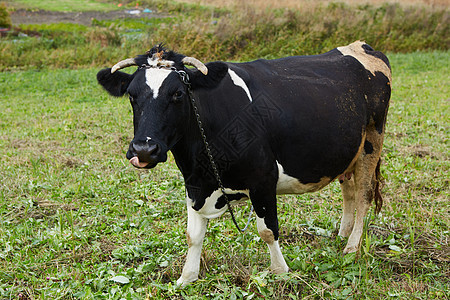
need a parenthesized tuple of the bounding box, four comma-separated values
(176, 69, 253, 232)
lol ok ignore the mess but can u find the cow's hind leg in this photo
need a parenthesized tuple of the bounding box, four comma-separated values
(338, 177, 356, 237)
(177, 198, 208, 286)
(343, 128, 384, 254)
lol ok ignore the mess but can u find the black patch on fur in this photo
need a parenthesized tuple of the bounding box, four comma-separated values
(97, 68, 134, 97)
(362, 44, 374, 52)
(215, 192, 249, 209)
(362, 43, 391, 71)
(189, 61, 229, 90)
(364, 140, 374, 154)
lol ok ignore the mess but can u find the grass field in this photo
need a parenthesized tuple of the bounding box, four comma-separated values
(0, 49, 449, 298)
(4, 0, 118, 12)
(0, 0, 449, 298)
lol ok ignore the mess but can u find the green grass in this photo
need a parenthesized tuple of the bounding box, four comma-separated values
(0, 50, 448, 298)
(6, 0, 118, 12)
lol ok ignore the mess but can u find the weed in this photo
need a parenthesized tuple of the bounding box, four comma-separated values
(0, 3, 11, 28)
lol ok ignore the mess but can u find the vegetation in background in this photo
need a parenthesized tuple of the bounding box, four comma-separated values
(175, 0, 450, 9)
(5, 0, 118, 12)
(0, 51, 448, 299)
(0, 2, 11, 28)
(0, 0, 449, 70)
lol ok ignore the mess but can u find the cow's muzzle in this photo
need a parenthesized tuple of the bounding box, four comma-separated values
(126, 140, 162, 169)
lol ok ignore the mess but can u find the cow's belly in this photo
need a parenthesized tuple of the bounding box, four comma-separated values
(276, 162, 331, 194)
(192, 162, 333, 219)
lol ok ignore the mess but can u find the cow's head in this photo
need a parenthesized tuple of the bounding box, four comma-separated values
(97, 45, 228, 168)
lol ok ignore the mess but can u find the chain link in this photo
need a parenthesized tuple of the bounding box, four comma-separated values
(176, 69, 253, 232)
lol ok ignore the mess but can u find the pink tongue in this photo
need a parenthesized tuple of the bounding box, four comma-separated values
(130, 156, 149, 168)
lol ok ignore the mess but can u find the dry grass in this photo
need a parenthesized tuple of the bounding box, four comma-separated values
(177, 0, 450, 9)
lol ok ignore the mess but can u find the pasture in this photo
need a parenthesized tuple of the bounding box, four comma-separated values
(0, 0, 449, 299)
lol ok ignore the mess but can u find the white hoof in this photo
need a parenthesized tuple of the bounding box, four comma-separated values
(271, 266, 289, 274)
(176, 275, 198, 287)
(343, 245, 358, 254)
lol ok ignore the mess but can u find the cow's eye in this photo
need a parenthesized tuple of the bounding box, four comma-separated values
(172, 90, 184, 102)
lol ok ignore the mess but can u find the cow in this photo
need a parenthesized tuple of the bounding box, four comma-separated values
(97, 40, 391, 286)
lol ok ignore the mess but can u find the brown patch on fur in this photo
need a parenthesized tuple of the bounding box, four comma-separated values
(364, 125, 385, 213)
(277, 173, 332, 194)
(337, 41, 392, 82)
(154, 50, 165, 60)
(259, 229, 275, 244)
(186, 232, 192, 247)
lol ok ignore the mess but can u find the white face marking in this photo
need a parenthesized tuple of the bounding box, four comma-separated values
(228, 69, 253, 102)
(145, 68, 172, 99)
(147, 57, 174, 68)
(337, 41, 392, 82)
(195, 188, 249, 219)
(276, 161, 330, 194)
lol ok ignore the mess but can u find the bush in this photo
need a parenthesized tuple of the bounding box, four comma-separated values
(0, 2, 11, 28)
(0, 1, 448, 70)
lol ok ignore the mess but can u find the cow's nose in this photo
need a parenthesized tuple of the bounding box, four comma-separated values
(128, 141, 160, 168)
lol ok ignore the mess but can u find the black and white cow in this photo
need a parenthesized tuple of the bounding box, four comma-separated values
(97, 41, 391, 286)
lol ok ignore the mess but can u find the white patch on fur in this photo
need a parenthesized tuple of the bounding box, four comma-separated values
(195, 188, 249, 219)
(177, 197, 208, 286)
(228, 69, 253, 102)
(276, 161, 330, 194)
(337, 40, 392, 82)
(145, 68, 172, 99)
(147, 57, 175, 68)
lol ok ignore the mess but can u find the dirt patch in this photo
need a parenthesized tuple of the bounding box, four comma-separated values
(10, 8, 164, 26)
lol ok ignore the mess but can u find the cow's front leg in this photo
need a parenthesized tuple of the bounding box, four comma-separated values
(177, 198, 208, 286)
(256, 216, 289, 274)
(252, 186, 289, 274)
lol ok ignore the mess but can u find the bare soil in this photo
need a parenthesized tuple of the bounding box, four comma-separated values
(10, 9, 163, 26)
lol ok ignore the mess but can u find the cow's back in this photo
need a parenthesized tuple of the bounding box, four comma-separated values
(229, 42, 391, 185)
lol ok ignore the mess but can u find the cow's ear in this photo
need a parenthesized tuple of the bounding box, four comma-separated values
(189, 61, 228, 90)
(97, 68, 134, 97)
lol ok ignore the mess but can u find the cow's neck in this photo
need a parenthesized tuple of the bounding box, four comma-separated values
(170, 88, 245, 188)
(170, 114, 203, 179)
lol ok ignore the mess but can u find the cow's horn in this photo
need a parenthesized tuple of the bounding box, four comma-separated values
(111, 58, 137, 73)
(182, 57, 208, 75)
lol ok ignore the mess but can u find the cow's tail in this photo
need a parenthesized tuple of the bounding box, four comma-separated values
(373, 158, 383, 214)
